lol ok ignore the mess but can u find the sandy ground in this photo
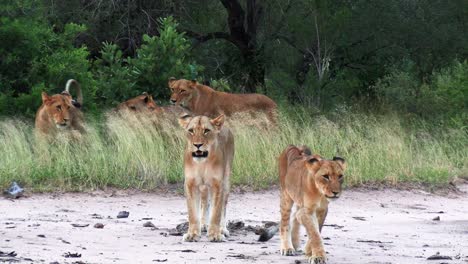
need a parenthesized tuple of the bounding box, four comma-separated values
(1, 185, 468, 264)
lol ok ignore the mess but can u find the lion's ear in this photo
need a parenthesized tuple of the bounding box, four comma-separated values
(178, 113, 192, 128)
(333, 156, 346, 170)
(210, 114, 225, 130)
(41, 92, 51, 105)
(168, 77, 176, 88)
(189, 79, 197, 88)
(141, 92, 151, 103)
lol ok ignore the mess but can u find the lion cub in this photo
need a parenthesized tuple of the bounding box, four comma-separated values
(179, 114, 234, 242)
(279, 145, 346, 264)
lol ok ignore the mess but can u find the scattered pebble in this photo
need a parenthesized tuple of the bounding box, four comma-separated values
(427, 252, 452, 260)
(71, 223, 89, 228)
(117, 211, 130, 219)
(94, 223, 104, 229)
(63, 252, 81, 258)
(432, 216, 440, 221)
(143, 221, 155, 228)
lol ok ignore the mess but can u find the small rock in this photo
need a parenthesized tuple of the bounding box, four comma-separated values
(71, 223, 89, 228)
(176, 222, 189, 233)
(427, 252, 452, 260)
(117, 211, 130, 219)
(143, 221, 155, 228)
(94, 223, 104, 229)
(63, 252, 81, 258)
(3, 182, 24, 199)
(37, 234, 46, 238)
(432, 216, 440, 221)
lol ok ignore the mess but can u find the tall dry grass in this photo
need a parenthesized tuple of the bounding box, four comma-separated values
(0, 108, 466, 191)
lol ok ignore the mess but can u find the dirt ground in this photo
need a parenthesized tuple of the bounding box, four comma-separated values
(1, 185, 467, 264)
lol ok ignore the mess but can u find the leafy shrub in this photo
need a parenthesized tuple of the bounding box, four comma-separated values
(0, 17, 94, 116)
(94, 43, 137, 105)
(375, 60, 468, 125)
(128, 17, 202, 99)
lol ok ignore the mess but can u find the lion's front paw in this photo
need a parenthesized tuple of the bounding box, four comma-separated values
(308, 256, 326, 264)
(208, 232, 225, 242)
(280, 247, 296, 256)
(182, 232, 200, 242)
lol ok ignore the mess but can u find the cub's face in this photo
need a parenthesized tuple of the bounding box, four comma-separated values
(117, 93, 158, 112)
(168, 78, 195, 107)
(306, 157, 346, 199)
(179, 114, 224, 163)
(41, 92, 74, 129)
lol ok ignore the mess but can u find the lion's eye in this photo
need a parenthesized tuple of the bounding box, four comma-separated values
(323, 175, 330, 181)
(188, 128, 194, 134)
(56, 105, 62, 111)
(180, 90, 186, 94)
(204, 129, 210, 134)
(338, 174, 344, 181)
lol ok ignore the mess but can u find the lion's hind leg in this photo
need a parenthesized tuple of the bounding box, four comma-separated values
(291, 206, 301, 251)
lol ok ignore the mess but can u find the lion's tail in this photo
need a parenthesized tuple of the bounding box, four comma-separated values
(65, 79, 83, 106)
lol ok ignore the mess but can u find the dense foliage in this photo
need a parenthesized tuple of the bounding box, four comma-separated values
(0, 0, 466, 124)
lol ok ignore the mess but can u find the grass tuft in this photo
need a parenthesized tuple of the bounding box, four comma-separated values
(0, 107, 466, 191)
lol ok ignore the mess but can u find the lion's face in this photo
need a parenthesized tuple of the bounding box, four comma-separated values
(41, 92, 75, 129)
(117, 93, 158, 112)
(306, 157, 346, 199)
(179, 114, 225, 163)
(168, 78, 195, 107)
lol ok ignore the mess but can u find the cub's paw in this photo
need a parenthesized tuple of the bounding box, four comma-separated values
(222, 228, 230, 237)
(308, 256, 326, 264)
(280, 248, 296, 256)
(182, 233, 200, 242)
(208, 232, 225, 242)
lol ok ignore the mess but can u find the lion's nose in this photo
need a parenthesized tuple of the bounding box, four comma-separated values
(170, 99, 176, 104)
(332, 191, 340, 196)
(193, 143, 203, 149)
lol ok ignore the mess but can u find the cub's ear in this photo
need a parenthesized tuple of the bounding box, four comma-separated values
(41, 92, 51, 104)
(305, 157, 321, 172)
(210, 114, 225, 130)
(168, 77, 176, 88)
(333, 156, 346, 170)
(178, 113, 192, 128)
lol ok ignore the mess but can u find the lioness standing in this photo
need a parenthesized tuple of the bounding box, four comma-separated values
(179, 114, 234, 242)
(169, 78, 277, 124)
(279, 145, 346, 264)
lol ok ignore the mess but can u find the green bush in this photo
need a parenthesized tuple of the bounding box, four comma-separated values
(94, 43, 137, 105)
(0, 17, 94, 116)
(128, 17, 202, 99)
(375, 60, 468, 125)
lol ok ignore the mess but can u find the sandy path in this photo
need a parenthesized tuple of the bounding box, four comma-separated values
(1, 186, 467, 264)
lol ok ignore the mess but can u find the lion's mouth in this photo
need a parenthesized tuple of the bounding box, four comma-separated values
(192, 150, 209, 158)
(56, 123, 68, 129)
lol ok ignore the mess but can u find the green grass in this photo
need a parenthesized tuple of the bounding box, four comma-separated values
(0, 107, 466, 191)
